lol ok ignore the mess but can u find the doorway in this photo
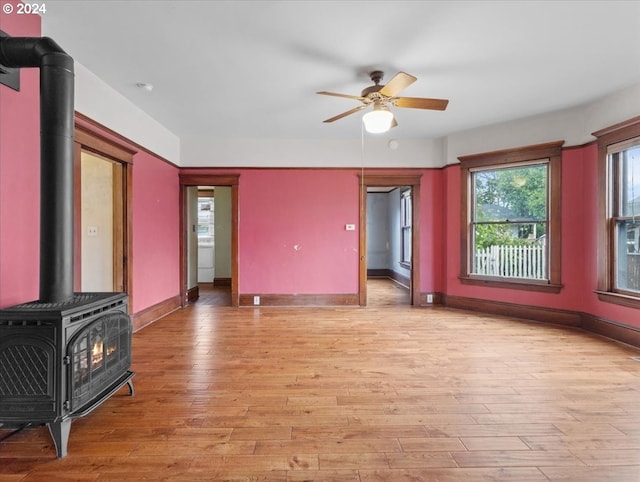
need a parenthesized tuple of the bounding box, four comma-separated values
(180, 174, 239, 307)
(74, 125, 133, 305)
(79, 151, 122, 291)
(366, 186, 412, 306)
(359, 173, 421, 306)
(185, 186, 233, 306)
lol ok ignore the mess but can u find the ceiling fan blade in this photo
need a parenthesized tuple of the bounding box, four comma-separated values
(393, 96, 449, 111)
(379, 72, 417, 97)
(317, 91, 365, 101)
(322, 105, 368, 123)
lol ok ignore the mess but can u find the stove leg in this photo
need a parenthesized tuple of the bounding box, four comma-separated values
(127, 379, 134, 396)
(47, 419, 71, 458)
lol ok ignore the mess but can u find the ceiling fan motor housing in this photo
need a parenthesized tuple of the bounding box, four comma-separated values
(361, 70, 385, 98)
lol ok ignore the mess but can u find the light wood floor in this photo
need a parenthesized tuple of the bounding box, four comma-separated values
(2, 279, 640, 481)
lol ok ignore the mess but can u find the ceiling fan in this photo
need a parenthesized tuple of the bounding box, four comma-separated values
(317, 71, 449, 133)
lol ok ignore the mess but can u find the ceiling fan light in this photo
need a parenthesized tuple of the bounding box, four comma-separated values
(363, 105, 394, 134)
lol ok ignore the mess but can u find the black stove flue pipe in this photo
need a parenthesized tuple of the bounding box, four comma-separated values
(0, 36, 74, 303)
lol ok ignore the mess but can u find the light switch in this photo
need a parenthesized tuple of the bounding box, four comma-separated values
(345, 224, 355, 231)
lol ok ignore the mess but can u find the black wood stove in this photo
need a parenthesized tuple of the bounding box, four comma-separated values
(0, 34, 134, 457)
(0, 293, 134, 457)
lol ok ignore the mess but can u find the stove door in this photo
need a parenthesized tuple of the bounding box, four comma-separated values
(67, 311, 131, 413)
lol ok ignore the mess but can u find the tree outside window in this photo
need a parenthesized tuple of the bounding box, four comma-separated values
(459, 141, 563, 292)
(472, 162, 548, 279)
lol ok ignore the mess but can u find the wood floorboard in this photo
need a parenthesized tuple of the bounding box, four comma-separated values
(2, 279, 640, 480)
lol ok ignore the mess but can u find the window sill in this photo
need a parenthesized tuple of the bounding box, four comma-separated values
(459, 276, 563, 293)
(399, 261, 411, 270)
(595, 291, 640, 309)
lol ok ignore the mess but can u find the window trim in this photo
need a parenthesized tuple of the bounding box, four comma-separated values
(458, 141, 564, 293)
(593, 116, 640, 309)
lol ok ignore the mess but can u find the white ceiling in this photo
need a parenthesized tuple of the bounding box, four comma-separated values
(40, 1, 640, 141)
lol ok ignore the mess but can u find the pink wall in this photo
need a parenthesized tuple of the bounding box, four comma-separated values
(420, 169, 444, 293)
(443, 144, 640, 328)
(561, 146, 590, 310)
(239, 169, 360, 294)
(442, 164, 461, 295)
(0, 4, 41, 307)
(131, 151, 180, 313)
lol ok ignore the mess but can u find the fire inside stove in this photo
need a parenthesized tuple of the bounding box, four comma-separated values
(90, 341, 117, 368)
(81, 339, 116, 372)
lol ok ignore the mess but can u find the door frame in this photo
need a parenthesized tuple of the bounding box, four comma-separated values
(359, 173, 422, 306)
(74, 124, 135, 308)
(179, 174, 240, 307)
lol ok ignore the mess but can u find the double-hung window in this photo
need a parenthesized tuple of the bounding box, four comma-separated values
(594, 117, 640, 308)
(400, 188, 412, 266)
(459, 142, 563, 292)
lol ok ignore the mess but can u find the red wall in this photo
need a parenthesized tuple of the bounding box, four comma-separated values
(0, 3, 41, 307)
(420, 169, 444, 293)
(240, 169, 359, 294)
(131, 151, 180, 313)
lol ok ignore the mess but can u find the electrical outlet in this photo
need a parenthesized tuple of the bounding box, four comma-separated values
(253, 296, 260, 305)
(87, 226, 98, 237)
(426, 293, 433, 304)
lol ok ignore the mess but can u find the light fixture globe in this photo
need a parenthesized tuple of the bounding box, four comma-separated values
(363, 103, 394, 134)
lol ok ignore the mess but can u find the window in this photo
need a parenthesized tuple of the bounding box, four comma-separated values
(400, 188, 411, 266)
(459, 141, 563, 292)
(594, 116, 640, 308)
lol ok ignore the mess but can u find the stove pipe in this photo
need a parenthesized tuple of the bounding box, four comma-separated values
(0, 36, 74, 303)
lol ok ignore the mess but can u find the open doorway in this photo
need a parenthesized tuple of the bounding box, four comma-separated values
(180, 174, 239, 307)
(78, 151, 124, 291)
(184, 186, 233, 306)
(366, 186, 412, 306)
(359, 173, 421, 306)
(73, 125, 133, 306)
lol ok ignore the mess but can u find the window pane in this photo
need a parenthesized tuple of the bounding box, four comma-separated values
(621, 147, 640, 217)
(474, 164, 547, 222)
(402, 227, 411, 263)
(473, 222, 547, 279)
(471, 163, 549, 280)
(401, 190, 411, 227)
(616, 220, 640, 293)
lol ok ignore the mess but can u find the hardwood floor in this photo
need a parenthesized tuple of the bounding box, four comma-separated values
(195, 283, 232, 306)
(2, 279, 640, 481)
(366, 278, 410, 307)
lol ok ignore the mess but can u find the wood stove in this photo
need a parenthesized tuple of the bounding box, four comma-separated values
(0, 293, 134, 457)
(0, 34, 135, 457)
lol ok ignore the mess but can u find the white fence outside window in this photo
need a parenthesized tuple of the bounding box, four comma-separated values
(475, 244, 546, 279)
